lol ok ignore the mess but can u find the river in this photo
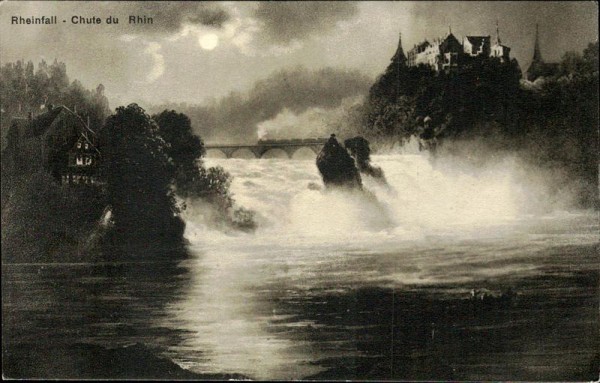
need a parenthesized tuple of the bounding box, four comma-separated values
(3, 151, 598, 380)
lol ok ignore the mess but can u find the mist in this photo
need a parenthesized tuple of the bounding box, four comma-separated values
(152, 66, 371, 143)
(189, 138, 587, 246)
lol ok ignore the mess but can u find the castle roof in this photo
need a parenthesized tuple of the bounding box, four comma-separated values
(439, 33, 461, 51)
(391, 32, 407, 64)
(411, 40, 431, 53)
(532, 24, 543, 62)
(465, 36, 490, 46)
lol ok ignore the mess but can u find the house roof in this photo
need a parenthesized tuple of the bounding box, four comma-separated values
(30, 105, 101, 155)
(30, 106, 65, 136)
(10, 118, 29, 134)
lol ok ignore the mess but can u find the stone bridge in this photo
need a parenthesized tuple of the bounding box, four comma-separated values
(205, 138, 328, 159)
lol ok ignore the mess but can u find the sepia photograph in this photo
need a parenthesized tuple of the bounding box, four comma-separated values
(1, 1, 598, 380)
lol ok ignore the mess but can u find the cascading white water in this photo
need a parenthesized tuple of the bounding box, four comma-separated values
(184, 151, 578, 245)
(166, 151, 597, 379)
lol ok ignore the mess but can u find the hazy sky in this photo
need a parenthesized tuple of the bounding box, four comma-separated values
(1, 1, 598, 107)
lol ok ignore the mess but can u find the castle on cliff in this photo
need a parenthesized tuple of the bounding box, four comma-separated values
(395, 22, 511, 72)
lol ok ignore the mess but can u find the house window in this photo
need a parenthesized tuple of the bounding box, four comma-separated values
(77, 142, 82, 149)
(85, 157, 92, 165)
(76, 156, 83, 165)
(85, 143, 89, 149)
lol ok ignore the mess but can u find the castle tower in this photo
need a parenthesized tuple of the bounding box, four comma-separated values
(490, 20, 510, 62)
(532, 23, 542, 62)
(495, 19, 501, 45)
(391, 32, 407, 66)
(527, 23, 552, 81)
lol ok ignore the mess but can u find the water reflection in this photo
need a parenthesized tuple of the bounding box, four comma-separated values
(163, 249, 324, 379)
(2, 248, 194, 378)
(162, 237, 598, 380)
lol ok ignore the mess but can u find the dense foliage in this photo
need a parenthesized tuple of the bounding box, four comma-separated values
(1, 170, 106, 263)
(153, 109, 256, 231)
(363, 55, 523, 140)
(99, 104, 186, 249)
(0, 60, 111, 261)
(0, 59, 110, 145)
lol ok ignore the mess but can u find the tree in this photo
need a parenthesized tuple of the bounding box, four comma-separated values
(99, 104, 184, 247)
(153, 110, 205, 168)
(153, 109, 256, 231)
(559, 51, 585, 77)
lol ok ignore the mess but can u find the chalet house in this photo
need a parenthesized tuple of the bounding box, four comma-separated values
(4, 105, 102, 186)
(61, 131, 101, 185)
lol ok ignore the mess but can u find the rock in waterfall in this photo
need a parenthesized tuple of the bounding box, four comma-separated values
(316, 134, 362, 189)
(344, 136, 387, 184)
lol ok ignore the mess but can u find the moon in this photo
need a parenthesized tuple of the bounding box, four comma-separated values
(199, 33, 219, 50)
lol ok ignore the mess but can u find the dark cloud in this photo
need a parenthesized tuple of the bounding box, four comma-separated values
(157, 67, 371, 143)
(188, 8, 229, 28)
(254, 1, 359, 44)
(118, 2, 231, 32)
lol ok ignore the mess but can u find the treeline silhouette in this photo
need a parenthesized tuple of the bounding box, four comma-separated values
(0, 59, 110, 144)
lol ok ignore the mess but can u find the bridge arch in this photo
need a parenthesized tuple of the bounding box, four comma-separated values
(290, 146, 319, 160)
(205, 148, 228, 158)
(260, 148, 289, 159)
(204, 139, 327, 160)
(231, 148, 257, 159)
